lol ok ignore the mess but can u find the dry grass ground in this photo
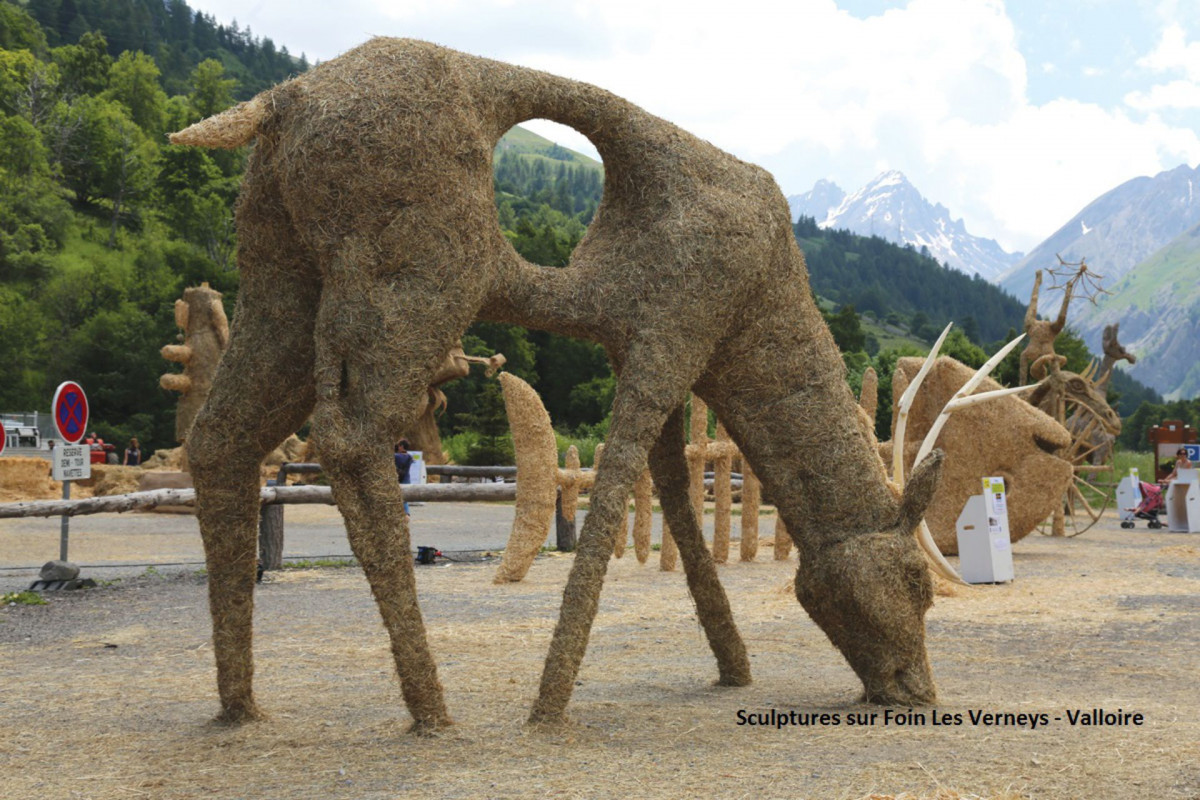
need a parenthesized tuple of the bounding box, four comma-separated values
(2, 518, 1198, 799)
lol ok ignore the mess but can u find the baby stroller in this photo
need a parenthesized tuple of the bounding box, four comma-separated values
(1121, 481, 1164, 529)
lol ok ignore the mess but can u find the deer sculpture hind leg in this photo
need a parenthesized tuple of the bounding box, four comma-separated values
(647, 405, 751, 687)
(305, 233, 489, 733)
(188, 176, 321, 724)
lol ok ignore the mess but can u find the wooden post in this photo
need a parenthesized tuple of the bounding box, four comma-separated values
(258, 480, 284, 570)
(555, 487, 576, 552)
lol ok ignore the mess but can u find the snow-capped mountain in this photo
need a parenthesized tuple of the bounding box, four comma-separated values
(787, 179, 846, 225)
(786, 171, 1022, 281)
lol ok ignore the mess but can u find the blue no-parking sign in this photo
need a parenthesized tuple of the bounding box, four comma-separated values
(52, 381, 89, 444)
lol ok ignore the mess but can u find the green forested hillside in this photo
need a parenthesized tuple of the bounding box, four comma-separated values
(1, 0, 255, 452)
(21, 0, 305, 96)
(0, 0, 1163, 461)
(795, 214, 1026, 344)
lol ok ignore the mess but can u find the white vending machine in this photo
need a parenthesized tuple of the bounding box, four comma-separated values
(1117, 468, 1143, 528)
(1166, 468, 1200, 533)
(955, 476, 1015, 584)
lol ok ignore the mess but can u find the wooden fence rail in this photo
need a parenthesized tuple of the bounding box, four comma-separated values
(0, 482, 517, 520)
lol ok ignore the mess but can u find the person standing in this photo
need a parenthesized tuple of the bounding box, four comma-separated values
(1164, 447, 1194, 483)
(394, 439, 414, 516)
(123, 437, 142, 466)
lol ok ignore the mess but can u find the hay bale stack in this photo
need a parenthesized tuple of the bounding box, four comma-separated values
(88, 465, 144, 496)
(0, 457, 59, 501)
(140, 446, 184, 471)
(889, 356, 1073, 554)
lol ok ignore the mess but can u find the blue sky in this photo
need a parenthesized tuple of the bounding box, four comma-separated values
(186, 0, 1200, 254)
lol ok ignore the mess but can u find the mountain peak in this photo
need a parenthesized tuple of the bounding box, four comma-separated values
(789, 173, 1019, 280)
(864, 170, 908, 189)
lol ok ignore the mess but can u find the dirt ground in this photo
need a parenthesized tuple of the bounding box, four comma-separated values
(2, 515, 1198, 800)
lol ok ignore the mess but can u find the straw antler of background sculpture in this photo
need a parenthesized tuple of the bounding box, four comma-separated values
(160, 283, 229, 470)
(407, 348, 506, 465)
(172, 37, 961, 730)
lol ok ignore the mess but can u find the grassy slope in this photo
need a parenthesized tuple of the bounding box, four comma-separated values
(1079, 222, 1200, 398)
(494, 126, 603, 172)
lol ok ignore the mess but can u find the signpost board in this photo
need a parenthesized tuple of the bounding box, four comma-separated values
(52, 381, 89, 444)
(52, 444, 91, 481)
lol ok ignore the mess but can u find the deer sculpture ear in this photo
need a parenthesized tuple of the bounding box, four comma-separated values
(898, 449, 944, 533)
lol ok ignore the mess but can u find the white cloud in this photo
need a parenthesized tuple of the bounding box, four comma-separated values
(1138, 23, 1200, 79)
(1127, 22, 1200, 113)
(1126, 79, 1200, 110)
(185, 0, 1200, 253)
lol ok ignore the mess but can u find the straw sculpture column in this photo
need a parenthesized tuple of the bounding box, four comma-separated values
(687, 396, 708, 523)
(493, 373, 557, 583)
(739, 463, 760, 562)
(632, 468, 653, 564)
(160, 283, 229, 468)
(774, 515, 792, 560)
(659, 515, 678, 571)
(860, 366, 878, 429)
(711, 423, 734, 563)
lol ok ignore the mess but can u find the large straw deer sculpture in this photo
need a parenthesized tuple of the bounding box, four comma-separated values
(172, 38, 975, 731)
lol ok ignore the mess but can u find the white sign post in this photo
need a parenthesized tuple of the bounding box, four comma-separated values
(955, 476, 1015, 584)
(50, 381, 90, 563)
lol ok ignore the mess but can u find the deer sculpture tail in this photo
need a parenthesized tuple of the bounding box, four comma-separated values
(169, 96, 267, 149)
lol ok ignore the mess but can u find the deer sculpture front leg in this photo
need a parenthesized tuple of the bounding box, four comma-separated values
(530, 342, 719, 723)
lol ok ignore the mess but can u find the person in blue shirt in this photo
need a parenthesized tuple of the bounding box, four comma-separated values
(394, 438, 414, 516)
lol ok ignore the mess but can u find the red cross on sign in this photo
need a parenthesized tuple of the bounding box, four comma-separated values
(52, 381, 89, 444)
